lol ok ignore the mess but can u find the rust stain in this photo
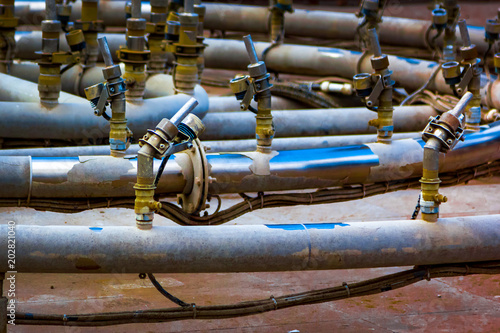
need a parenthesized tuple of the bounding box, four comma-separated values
(75, 257, 101, 270)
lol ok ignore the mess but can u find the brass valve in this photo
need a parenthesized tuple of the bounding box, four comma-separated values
(135, 98, 204, 229)
(353, 28, 394, 143)
(419, 92, 473, 222)
(485, 9, 500, 43)
(84, 37, 130, 157)
(232, 35, 274, 152)
(432, 8, 447, 30)
(441, 20, 482, 131)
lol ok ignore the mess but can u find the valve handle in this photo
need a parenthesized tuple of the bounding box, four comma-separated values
(458, 19, 471, 48)
(243, 35, 259, 65)
(170, 97, 199, 126)
(97, 37, 114, 67)
(367, 28, 382, 57)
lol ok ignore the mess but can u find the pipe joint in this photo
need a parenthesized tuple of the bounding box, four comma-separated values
(419, 92, 472, 222)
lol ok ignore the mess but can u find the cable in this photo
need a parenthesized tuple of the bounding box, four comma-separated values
(147, 273, 190, 307)
(14, 261, 500, 326)
(154, 155, 170, 187)
(400, 63, 442, 106)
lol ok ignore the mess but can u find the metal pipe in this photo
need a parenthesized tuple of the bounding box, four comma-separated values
(0, 133, 420, 157)
(97, 36, 114, 67)
(15, 2, 489, 55)
(183, 0, 193, 14)
(458, 19, 471, 48)
(200, 106, 437, 140)
(44, 0, 56, 20)
(243, 35, 259, 64)
(170, 97, 198, 126)
(0, 124, 498, 199)
(15, 33, 497, 109)
(131, 0, 141, 18)
(0, 89, 209, 141)
(2, 214, 500, 273)
(368, 28, 382, 57)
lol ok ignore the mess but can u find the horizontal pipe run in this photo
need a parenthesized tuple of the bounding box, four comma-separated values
(0, 155, 188, 198)
(0, 88, 209, 141)
(2, 214, 500, 273)
(0, 125, 499, 198)
(16, 2, 487, 55)
(202, 4, 489, 55)
(0, 133, 420, 157)
(200, 106, 437, 140)
(13, 33, 494, 108)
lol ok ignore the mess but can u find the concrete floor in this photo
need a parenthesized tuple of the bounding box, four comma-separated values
(3, 177, 500, 332)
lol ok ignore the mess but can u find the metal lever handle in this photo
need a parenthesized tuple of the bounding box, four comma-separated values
(170, 97, 199, 126)
(449, 91, 473, 118)
(98, 37, 114, 67)
(367, 28, 382, 57)
(243, 35, 259, 64)
(184, 0, 194, 14)
(458, 19, 471, 47)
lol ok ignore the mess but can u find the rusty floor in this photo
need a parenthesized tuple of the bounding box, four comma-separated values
(3, 177, 500, 332)
(3, 1, 500, 332)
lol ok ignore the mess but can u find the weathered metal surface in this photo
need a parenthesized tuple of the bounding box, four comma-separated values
(1, 214, 500, 273)
(0, 79, 209, 141)
(0, 133, 420, 157)
(0, 124, 499, 198)
(201, 106, 437, 140)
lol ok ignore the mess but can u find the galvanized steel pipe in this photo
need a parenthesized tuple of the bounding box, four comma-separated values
(0, 125, 499, 198)
(2, 214, 500, 273)
(0, 133, 420, 157)
(200, 106, 437, 140)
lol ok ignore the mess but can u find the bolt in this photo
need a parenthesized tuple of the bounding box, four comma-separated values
(195, 176, 201, 186)
(159, 143, 166, 149)
(428, 127, 433, 132)
(446, 139, 453, 144)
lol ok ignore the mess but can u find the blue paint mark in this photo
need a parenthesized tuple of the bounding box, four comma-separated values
(397, 56, 420, 65)
(266, 224, 305, 231)
(265, 223, 350, 230)
(89, 227, 103, 232)
(428, 63, 438, 68)
(304, 223, 350, 230)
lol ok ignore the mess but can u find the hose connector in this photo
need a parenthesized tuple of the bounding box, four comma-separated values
(135, 98, 203, 229)
(85, 37, 130, 157)
(419, 92, 472, 222)
(353, 28, 394, 143)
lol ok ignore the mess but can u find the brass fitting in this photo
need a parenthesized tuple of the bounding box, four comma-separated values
(494, 53, 500, 75)
(173, 7, 203, 95)
(353, 28, 394, 143)
(194, 1, 207, 83)
(118, 0, 151, 101)
(146, 0, 168, 74)
(167, 0, 183, 18)
(450, 20, 482, 131)
(165, 18, 180, 71)
(0, 0, 18, 74)
(38, 19, 63, 105)
(234, 35, 274, 153)
(419, 92, 472, 222)
(85, 37, 130, 157)
(442, 0, 459, 61)
(74, 0, 104, 67)
(268, 0, 293, 44)
(134, 98, 201, 229)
